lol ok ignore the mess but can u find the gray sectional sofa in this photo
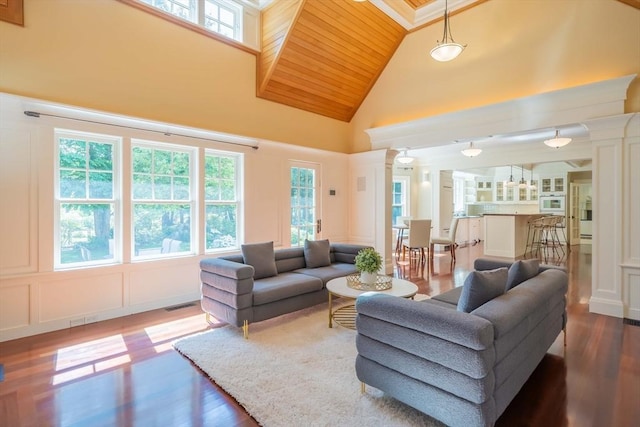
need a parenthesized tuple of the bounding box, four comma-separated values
(200, 240, 369, 337)
(355, 258, 568, 427)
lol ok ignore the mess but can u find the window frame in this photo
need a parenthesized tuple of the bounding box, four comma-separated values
(54, 129, 122, 270)
(391, 176, 410, 226)
(204, 149, 243, 253)
(138, 0, 243, 43)
(130, 139, 197, 260)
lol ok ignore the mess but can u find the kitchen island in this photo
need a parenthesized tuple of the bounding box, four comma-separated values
(483, 213, 545, 258)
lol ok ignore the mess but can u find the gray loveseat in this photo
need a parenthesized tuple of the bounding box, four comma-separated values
(200, 240, 370, 337)
(355, 258, 568, 427)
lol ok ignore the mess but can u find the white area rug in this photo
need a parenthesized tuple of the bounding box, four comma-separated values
(173, 299, 442, 427)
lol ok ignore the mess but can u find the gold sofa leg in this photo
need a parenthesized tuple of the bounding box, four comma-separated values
(361, 382, 366, 394)
(243, 319, 249, 339)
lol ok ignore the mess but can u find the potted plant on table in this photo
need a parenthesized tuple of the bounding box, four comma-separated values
(355, 247, 383, 285)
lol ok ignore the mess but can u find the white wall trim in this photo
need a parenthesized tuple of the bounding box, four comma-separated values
(365, 74, 636, 150)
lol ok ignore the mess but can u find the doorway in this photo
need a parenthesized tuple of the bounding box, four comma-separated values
(568, 172, 592, 246)
(289, 162, 321, 246)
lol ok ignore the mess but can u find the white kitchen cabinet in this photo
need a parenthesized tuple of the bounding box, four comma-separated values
(469, 217, 481, 243)
(476, 178, 493, 202)
(541, 176, 565, 194)
(456, 218, 469, 245)
(454, 217, 482, 246)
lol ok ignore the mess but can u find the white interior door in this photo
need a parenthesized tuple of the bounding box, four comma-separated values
(569, 183, 580, 245)
(289, 162, 320, 246)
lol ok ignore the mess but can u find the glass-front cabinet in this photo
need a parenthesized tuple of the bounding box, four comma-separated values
(541, 176, 565, 194)
(529, 180, 539, 200)
(495, 181, 505, 201)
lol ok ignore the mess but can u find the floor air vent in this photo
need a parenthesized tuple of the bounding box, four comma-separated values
(623, 318, 640, 327)
(165, 302, 197, 311)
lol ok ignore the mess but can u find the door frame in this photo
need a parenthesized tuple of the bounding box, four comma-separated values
(288, 161, 321, 246)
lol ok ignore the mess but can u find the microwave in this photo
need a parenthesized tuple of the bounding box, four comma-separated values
(540, 195, 565, 213)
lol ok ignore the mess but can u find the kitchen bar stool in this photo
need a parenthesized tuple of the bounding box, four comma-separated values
(525, 216, 547, 256)
(537, 216, 565, 261)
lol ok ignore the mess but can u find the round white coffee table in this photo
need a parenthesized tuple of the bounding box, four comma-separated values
(326, 276, 418, 329)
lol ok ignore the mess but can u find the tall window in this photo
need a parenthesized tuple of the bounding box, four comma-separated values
(392, 177, 410, 225)
(290, 164, 319, 246)
(131, 141, 195, 258)
(141, 0, 243, 41)
(204, 150, 241, 251)
(55, 130, 120, 268)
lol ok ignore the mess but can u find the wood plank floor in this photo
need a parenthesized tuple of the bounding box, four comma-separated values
(1, 244, 638, 426)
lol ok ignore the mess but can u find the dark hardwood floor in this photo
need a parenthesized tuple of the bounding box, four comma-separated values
(1, 244, 638, 426)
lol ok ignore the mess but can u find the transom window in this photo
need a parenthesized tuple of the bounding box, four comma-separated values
(141, 0, 242, 41)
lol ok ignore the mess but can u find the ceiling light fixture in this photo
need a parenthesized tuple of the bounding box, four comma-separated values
(460, 141, 482, 157)
(430, 0, 466, 62)
(396, 150, 415, 164)
(544, 129, 572, 148)
(518, 165, 527, 188)
(507, 165, 516, 187)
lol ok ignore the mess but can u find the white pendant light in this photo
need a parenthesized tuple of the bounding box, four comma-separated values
(507, 165, 516, 187)
(461, 141, 482, 157)
(518, 165, 527, 188)
(396, 150, 415, 164)
(430, 0, 466, 62)
(544, 130, 572, 148)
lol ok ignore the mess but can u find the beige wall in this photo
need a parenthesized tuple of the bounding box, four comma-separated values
(350, 0, 640, 152)
(0, 0, 351, 152)
(1, 1, 637, 154)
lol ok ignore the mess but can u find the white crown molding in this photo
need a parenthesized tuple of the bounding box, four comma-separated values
(370, 0, 479, 31)
(365, 74, 637, 151)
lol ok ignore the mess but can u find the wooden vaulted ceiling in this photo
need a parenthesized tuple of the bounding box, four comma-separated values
(118, 0, 639, 123)
(258, 0, 406, 122)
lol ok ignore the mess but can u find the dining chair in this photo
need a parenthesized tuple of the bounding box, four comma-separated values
(394, 216, 412, 255)
(402, 219, 431, 265)
(429, 217, 459, 262)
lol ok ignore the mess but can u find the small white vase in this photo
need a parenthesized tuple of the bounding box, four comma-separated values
(360, 271, 377, 285)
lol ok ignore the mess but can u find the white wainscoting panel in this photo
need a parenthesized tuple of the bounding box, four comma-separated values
(624, 268, 640, 321)
(0, 283, 30, 330)
(129, 262, 200, 306)
(39, 273, 125, 322)
(0, 128, 37, 274)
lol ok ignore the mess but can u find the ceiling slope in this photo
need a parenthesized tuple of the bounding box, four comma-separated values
(257, 0, 406, 122)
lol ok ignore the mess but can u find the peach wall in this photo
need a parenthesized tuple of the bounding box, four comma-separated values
(350, 0, 640, 152)
(0, 0, 351, 152)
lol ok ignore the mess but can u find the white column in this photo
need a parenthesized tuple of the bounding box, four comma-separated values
(586, 113, 637, 318)
(348, 149, 397, 275)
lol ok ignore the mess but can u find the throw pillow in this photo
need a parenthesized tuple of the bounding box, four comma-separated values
(241, 241, 278, 280)
(506, 259, 540, 291)
(457, 267, 508, 313)
(304, 239, 331, 268)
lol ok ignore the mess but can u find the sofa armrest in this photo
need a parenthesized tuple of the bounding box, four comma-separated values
(200, 257, 255, 296)
(356, 293, 494, 350)
(200, 257, 254, 280)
